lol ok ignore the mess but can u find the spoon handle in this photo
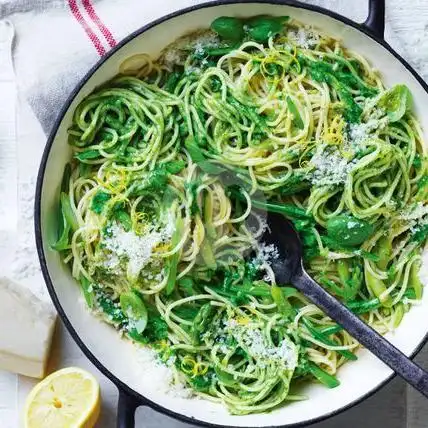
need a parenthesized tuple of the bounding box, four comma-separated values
(294, 270, 428, 397)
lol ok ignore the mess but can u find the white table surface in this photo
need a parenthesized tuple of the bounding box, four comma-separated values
(1, 1, 428, 427)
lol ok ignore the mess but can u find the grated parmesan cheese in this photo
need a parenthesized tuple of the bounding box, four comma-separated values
(103, 224, 162, 278)
(185, 66, 202, 76)
(348, 117, 386, 149)
(419, 251, 428, 287)
(103, 253, 120, 274)
(349, 122, 372, 148)
(288, 27, 319, 49)
(410, 217, 428, 235)
(192, 33, 219, 57)
(163, 49, 182, 65)
(103, 217, 174, 279)
(135, 347, 193, 399)
(310, 147, 355, 187)
(162, 209, 176, 239)
(194, 42, 206, 57)
(399, 202, 428, 236)
(162, 32, 218, 66)
(225, 320, 298, 370)
(253, 242, 279, 270)
(400, 202, 428, 221)
(247, 212, 270, 239)
(347, 107, 388, 153)
(347, 221, 359, 229)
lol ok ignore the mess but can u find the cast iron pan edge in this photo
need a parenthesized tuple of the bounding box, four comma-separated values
(35, 0, 427, 427)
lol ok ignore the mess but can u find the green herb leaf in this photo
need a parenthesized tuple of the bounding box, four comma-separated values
(326, 214, 374, 247)
(79, 276, 95, 309)
(130, 161, 185, 195)
(308, 362, 340, 388)
(114, 210, 132, 231)
(91, 191, 111, 214)
(96, 290, 127, 325)
(271, 286, 294, 318)
(246, 15, 288, 43)
(165, 214, 185, 295)
(61, 163, 72, 193)
(75, 149, 100, 161)
(191, 303, 216, 344)
(378, 84, 412, 122)
(120, 291, 148, 334)
(286, 96, 304, 129)
(189, 372, 213, 392)
(164, 71, 182, 92)
(411, 223, 428, 245)
(184, 138, 226, 174)
(336, 82, 363, 123)
(60, 192, 79, 232)
(52, 194, 72, 251)
(211, 17, 245, 42)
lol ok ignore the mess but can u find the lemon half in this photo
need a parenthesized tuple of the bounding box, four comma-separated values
(24, 367, 101, 428)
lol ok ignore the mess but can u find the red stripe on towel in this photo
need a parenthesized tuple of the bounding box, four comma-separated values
(68, 0, 106, 56)
(82, 0, 117, 48)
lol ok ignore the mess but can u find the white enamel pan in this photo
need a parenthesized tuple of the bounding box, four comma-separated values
(35, 1, 428, 427)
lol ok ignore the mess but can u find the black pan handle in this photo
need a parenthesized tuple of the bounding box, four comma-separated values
(117, 388, 143, 428)
(363, 0, 385, 40)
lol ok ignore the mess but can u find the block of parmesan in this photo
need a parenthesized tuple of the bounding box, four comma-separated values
(0, 276, 57, 378)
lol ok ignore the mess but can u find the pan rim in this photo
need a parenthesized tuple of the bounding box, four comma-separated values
(35, 1, 428, 427)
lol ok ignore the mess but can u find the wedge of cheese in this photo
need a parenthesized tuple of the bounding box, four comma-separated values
(0, 276, 57, 378)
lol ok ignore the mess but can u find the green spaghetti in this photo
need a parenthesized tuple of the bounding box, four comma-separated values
(55, 16, 428, 414)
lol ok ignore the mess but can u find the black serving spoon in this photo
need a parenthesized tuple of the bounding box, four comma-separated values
(263, 211, 428, 397)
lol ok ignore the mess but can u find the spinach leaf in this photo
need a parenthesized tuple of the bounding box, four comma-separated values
(185, 180, 201, 215)
(130, 160, 185, 195)
(164, 71, 182, 92)
(75, 149, 100, 161)
(307, 59, 375, 123)
(120, 291, 148, 334)
(130, 306, 169, 344)
(191, 303, 216, 344)
(91, 191, 111, 214)
(184, 138, 226, 175)
(326, 214, 374, 247)
(165, 214, 185, 295)
(96, 290, 127, 326)
(278, 173, 311, 196)
(246, 15, 289, 43)
(378, 84, 412, 122)
(188, 371, 214, 392)
(211, 17, 245, 42)
(286, 96, 304, 130)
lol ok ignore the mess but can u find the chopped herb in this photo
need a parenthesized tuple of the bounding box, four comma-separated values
(91, 191, 111, 214)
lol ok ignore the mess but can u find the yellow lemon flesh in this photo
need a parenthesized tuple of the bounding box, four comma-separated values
(24, 367, 101, 428)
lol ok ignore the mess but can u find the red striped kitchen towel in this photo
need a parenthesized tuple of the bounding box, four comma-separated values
(1, 0, 402, 135)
